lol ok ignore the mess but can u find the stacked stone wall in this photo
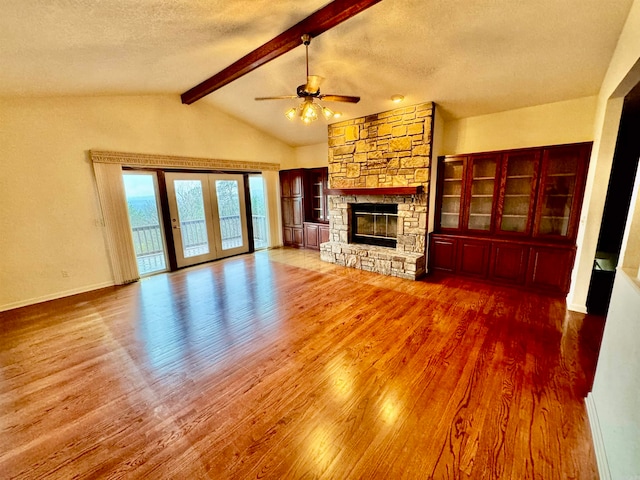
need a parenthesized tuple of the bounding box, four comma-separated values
(328, 103, 433, 188)
(321, 102, 434, 280)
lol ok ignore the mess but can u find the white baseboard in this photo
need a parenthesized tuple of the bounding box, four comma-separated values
(0, 281, 115, 313)
(586, 393, 611, 480)
(569, 302, 588, 314)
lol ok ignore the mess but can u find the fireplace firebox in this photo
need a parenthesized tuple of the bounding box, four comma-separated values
(350, 203, 398, 248)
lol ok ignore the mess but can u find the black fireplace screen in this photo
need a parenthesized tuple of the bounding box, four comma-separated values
(351, 203, 398, 248)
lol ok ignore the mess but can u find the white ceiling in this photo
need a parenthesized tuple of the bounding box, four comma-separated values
(0, 0, 633, 147)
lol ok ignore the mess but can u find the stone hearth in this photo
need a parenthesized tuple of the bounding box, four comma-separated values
(320, 102, 434, 280)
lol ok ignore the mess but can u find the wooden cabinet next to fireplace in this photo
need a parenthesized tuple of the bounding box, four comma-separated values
(280, 169, 305, 247)
(280, 167, 329, 249)
(430, 142, 591, 294)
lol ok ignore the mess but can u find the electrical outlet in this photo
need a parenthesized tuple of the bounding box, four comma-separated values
(61, 270, 69, 278)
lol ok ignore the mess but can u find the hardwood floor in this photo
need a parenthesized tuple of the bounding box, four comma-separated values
(0, 248, 604, 479)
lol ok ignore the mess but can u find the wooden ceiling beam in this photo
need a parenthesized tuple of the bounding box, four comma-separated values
(180, 0, 382, 105)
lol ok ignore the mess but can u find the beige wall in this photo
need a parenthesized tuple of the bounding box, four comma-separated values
(0, 94, 293, 311)
(289, 142, 329, 170)
(619, 167, 640, 272)
(443, 96, 597, 155)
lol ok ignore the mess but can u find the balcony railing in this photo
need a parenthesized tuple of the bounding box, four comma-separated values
(131, 224, 166, 274)
(131, 214, 268, 275)
(252, 214, 268, 249)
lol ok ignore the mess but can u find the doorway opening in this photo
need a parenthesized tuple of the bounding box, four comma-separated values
(587, 84, 640, 314)
(122, 172, 169, 275)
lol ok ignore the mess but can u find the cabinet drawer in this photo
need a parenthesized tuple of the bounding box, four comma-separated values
(526, 246, 575, 293)
(490, 243, 529, 285)
(304, 223, 320, 250)
(430, 236, 457, 272)
(292, 227, 304, 247)
(283, 227, 294, 246)
(319, 224, 330, 244)
(457, 239, 490, 278)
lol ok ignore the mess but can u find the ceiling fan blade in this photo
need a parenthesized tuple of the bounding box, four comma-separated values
(181, 0, 382, 104)
(255, 96, 299, 101)
(318, 94, 361, 103)
(304, 75, 324, 94)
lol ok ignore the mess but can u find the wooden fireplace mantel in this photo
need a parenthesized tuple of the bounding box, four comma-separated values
(325, 186, 424, 196)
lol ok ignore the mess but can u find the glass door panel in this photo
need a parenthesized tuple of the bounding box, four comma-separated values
(213, 178, 244, 251)
(175, 180, 211, 257)
(166, 172, 217, 268)
(439, 158, 465, 229)
(209, 174, 249, 257)
(249, 175, 269, 250)
(466, 156, 497, 231)
(123, 172, 168, 275)
(499, 152, 538, 234)
(536, 150, 580, 237)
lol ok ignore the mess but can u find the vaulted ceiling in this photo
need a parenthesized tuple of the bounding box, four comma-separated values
(0, 0, 633, 146)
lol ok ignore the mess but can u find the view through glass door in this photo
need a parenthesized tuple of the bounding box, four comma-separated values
(165, 172, 249, 268)
(122, 171, 168, 275)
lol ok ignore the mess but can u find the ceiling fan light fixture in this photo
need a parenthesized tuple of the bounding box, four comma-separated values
(284, 107, 297, 121)
(321, 106, 334, 120)
(301, 100, 319, 122)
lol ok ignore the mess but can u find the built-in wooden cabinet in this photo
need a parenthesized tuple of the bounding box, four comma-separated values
(431, 142, 591, 294)
(280, 167, 330, 250)
(280, 169, 305, 247)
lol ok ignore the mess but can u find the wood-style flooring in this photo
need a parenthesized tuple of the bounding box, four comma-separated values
(0, 248, 604, 479)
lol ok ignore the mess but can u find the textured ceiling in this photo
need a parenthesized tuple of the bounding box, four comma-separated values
(0, 0, 633, 146)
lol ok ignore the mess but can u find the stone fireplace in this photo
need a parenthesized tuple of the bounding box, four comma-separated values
(320, 102, 434, 280)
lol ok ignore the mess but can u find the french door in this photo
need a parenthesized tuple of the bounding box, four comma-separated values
(165, 172, 249, 268)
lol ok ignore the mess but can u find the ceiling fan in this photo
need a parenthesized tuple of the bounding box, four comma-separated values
(181, 0, 381, 105)
(255, 34, 360, 123)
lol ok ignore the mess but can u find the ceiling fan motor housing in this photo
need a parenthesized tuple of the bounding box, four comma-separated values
(297, 84, 319, 97)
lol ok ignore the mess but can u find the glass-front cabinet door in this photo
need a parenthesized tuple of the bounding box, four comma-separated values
(464, 154, 499, 232)
(438, 156, 466, 230)
(308, 168, 328, 222)
(533, 145, 589, 239)
(496, 150, 540, 235)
